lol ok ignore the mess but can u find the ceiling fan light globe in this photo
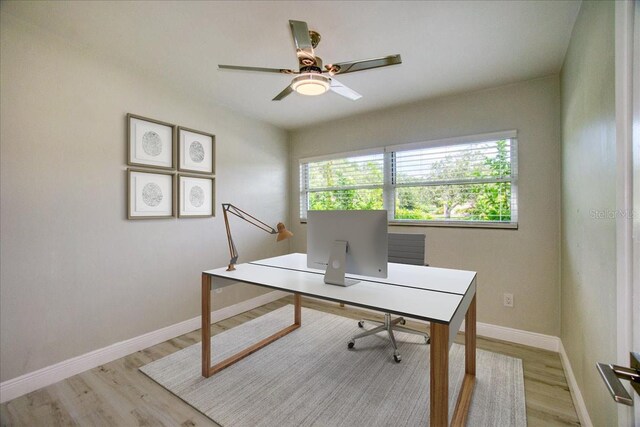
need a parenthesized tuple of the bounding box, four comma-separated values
(295, 82, 328, 96)
(291, 74, 330, 96)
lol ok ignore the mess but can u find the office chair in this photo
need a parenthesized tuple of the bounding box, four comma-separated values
(347, 233, 430, 363)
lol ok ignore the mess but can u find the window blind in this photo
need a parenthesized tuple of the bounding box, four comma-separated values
(393, 139, 516, 223)
(299, 132, 517, 227)
(300, 153, 384, 219)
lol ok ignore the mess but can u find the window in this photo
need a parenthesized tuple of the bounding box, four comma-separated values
(301, 151, 384, 211)
(300, 131, 518, 228)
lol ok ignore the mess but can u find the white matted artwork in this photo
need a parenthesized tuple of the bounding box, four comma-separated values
(178, 127, 215, 174)
(128, 169, 175, 219)
(128, 114, 175, 169)
(178, 175, 214, 218)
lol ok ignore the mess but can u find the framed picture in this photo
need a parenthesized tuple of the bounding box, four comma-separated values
(178, 174, 214, 218)
(127, 114, 175, 170)
(178, 126, 215, 174)
(127, 169, 175, 219)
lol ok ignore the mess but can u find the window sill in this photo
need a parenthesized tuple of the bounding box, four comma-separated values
(389, 220, 518, 230)
(300, 219, 518, 230)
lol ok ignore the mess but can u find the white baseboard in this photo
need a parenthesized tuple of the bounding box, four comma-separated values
(313, 298, 560, 352)
(471, 321, 560, 352)
(0, 290, 289, 403)
(558, 341, 594, 427)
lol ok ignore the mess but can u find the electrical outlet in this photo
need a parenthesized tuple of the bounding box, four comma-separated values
(503, 293, 514, 308)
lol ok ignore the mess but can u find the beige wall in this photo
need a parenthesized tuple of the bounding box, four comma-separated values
(560, 1, 617, 426)
(0, 13, 289, 382)
(4, 8, 617, 426)
(290, 76, 561, 336)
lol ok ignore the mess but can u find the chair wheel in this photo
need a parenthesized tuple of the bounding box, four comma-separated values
(393, 353, 402, 363)
(399, 318, 406, 325)
(348, 340, 355, 349)
(357, 321, 364, 328)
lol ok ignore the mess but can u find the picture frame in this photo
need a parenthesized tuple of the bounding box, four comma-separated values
(177, 126, 215, 174)
(127, 114, 176, 170)
(178, 174, 215, 218)
(127, 168, 175, 219)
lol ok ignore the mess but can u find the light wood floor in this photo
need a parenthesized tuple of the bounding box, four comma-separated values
(1, 296, 580, 426)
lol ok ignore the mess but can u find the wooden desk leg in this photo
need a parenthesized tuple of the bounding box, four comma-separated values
(430, 322, 449, 427)
(202, 283, 301, 378)
(294, 293, 302, 326)
(465, 295, 476, 375)
(202, 273, 212, 378)
(451, 294, 477, 426)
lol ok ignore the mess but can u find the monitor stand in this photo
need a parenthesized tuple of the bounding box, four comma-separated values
(324, 240, 360, 287)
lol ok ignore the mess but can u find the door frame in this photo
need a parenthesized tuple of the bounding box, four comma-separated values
(615, 1, 638, 425)
(633, 0, 640, 424)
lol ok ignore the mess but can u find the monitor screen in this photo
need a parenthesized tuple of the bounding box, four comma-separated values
(307, 210, 388, 286)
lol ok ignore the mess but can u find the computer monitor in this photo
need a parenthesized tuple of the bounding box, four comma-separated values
(307, 210, 388, 286)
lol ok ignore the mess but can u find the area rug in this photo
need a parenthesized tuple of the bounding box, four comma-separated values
(140, 306, 526, 426)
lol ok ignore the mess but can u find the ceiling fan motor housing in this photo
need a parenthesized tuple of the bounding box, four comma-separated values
(299, 55, 322, 70)
(299, 65, 322, 74)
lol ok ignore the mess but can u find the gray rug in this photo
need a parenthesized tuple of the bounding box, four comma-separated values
(141, 306, 526, 427)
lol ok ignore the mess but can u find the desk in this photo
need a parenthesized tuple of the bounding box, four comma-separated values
(202, 253, 477, 427)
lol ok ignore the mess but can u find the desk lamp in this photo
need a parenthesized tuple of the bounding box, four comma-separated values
(222, 203, 293, 271)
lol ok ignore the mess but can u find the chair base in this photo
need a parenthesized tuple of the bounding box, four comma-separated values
(347, 313, 430, 362)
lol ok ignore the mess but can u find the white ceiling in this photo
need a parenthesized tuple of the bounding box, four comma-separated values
(3, 1, 581, 130)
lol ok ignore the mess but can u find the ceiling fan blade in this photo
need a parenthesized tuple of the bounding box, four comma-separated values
(325, 54, 402, 75)
(289, 20, 315, 64)
(272, 85, 294, 101)
(218, 65, 296, 74)
(289, 20, 313, 51)
(329, 78, 362, 101)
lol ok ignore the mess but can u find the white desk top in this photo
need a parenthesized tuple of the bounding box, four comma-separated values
(204, 253, 476, 324)
(251, 253, 476, 296)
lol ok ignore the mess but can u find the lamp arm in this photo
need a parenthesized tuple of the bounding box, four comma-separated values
(222, 203, 277, 271)
(222, 207, 239, 268)
(223, 204, 277, 234)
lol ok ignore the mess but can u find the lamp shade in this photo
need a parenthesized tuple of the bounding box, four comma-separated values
(276, 222, 294, 242)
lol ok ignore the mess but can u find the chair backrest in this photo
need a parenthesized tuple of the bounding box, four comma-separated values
(388, 233, 426, 266)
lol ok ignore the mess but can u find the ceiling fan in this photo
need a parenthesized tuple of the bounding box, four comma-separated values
(218, 20, 402, 101)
